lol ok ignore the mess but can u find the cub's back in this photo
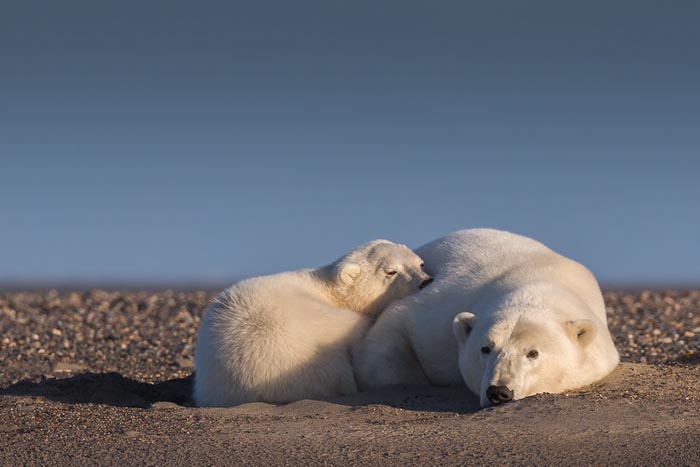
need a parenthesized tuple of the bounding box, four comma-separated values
(207, 271, 366, 347)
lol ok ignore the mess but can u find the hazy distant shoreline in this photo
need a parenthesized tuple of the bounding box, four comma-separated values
(2, 280, 699, 293)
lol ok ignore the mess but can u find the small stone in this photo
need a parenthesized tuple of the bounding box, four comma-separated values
(54, 362, 87, 373)
(68, 292, 81, 306)
(51, 328, 62, 337)
(151, 401, 183, 409)
(659, 337, 673, 344)
(176, 356, 194, 369)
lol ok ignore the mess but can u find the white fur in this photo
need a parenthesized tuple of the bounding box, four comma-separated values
(193, 240, 430, 407)
(354, 229, 619, 407)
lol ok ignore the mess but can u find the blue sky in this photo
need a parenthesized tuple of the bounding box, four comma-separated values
(1, 1, 699, 285)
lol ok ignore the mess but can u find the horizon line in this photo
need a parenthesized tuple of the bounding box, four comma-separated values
(1, 279, 699, 293)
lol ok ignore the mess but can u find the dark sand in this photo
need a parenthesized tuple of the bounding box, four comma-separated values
(1, 289, 699, 466)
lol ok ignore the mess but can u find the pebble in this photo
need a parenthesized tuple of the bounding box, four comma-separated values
(53, 362, 87, 373)
(151, 401, 184, 409)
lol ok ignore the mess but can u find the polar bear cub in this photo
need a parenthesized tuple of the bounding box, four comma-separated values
(193, 240, 431, 407)
(354, 229, 619, 407)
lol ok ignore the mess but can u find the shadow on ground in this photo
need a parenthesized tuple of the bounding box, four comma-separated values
(8, 362, 698, 414)
(670, 351, 700, 365)
(0, 372, 481, 413)
(325, 384, 480, 413)
(0, 373, 194, 408)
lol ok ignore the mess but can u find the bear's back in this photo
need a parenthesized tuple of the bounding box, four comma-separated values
(416, 229, 553, 289)
(416, 228, 606, 324)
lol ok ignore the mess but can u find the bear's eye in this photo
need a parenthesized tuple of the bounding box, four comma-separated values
(420, 263, 424, 269)
(386, 270, 397, 276)
(480, 346, 491, 355)
(527, 350, 539, 359)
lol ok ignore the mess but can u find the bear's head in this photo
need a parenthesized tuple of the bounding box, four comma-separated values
(332, 240, 432, 317)
(452, 310, 602, 408)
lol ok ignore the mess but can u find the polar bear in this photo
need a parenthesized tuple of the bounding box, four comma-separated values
(354, 229, 619, 407)
(193, 240, 432, 407)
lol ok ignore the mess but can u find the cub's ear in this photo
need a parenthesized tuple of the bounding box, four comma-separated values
(337, 263, 362, 286)
(452, 312, 476, 344)
(564, 319, 596, 348)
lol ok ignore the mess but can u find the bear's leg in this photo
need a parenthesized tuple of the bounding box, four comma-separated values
(353, 311, 428, 390)
(334, 353, 360, 396)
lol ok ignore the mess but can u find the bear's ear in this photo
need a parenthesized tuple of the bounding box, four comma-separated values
(452, 312, 476, 344)
(564, 319, 596, 348)
(337, 263, 362, 287)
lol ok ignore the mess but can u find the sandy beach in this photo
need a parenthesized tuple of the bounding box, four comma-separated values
(1, 289, 699, 466)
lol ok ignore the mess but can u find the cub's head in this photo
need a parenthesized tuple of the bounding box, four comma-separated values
(452, 310, 599, 408)
(333, 240, 432, 317)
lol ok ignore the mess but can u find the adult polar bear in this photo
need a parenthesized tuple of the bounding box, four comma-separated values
(354, 229, 619, 407)
(194, 239, 431, 407)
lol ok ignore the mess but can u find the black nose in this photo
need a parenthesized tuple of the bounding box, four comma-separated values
(486, 385, 514, 405)
(419, 278, 433, 289)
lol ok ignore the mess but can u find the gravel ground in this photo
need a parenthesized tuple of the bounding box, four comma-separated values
(1, 288, 699, 466)
(0, 289, 210, 386)
(1, 289, 699, 386)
